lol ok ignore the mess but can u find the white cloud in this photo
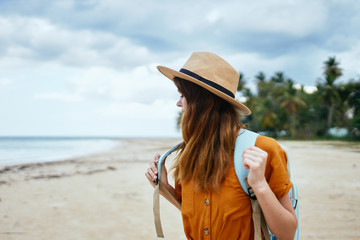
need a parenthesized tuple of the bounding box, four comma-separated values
(0, 16, 152, 68)
(206, 10, 222, 24)
(70, 66, 177, 103)
(34, 92, 84, 102)
(0, 78, 12, 86)
(92, 99, 181, 137)
(33, 65, 178, 103)
(150, 0, 328, 38)
(336, 42, 360, 80)
(232, 0, 327, 37)
(294, 84, 318, 94)
(100, 100, 179, 120)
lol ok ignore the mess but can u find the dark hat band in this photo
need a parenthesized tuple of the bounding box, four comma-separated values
(179, 68, 235, 98)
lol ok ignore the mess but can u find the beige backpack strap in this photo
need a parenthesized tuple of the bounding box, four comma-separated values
(153, 181, 182, 238)
(250, 199, 262, 240)
(152, 144, 183, 238)
(250, 199, 270, 240)
(159, 182, 182, 211)
(153, 183, 164, 238)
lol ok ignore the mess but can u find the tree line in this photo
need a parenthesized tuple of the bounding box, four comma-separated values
(176, 56, 360, 140)
(238, 56, 360, 140)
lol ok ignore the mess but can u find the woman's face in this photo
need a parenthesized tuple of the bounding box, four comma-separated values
(176, 91, 187, 113)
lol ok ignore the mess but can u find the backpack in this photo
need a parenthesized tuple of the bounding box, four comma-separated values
(153, 129, 299, 240)
(234, 129, 300, 240)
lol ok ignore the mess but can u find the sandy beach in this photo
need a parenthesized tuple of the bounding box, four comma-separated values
(0, 138, 359, 240)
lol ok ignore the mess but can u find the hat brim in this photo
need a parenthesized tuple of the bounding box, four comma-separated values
(157, 66, 251, 115)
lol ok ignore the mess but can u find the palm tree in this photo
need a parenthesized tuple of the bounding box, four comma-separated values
(280, 80, 307, 137)
(237, 72, 246, 92)
(260, 99, 278, 130)
(255, 72, 267, 98)
(255, 72, 266, 82)
(271, 72, 286, 84)
(324, 57, 342, 79)
(319, 56, 342, 130)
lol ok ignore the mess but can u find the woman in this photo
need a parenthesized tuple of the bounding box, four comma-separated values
(145, 52, 297, 240)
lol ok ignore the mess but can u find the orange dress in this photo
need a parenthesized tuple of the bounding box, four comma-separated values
(175, 135, 292, 240)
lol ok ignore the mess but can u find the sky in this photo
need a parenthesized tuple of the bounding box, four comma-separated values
(0, 0, 359, 137)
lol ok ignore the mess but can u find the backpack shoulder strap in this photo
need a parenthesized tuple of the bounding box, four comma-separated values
(234, 129, 269, 240)
(156, 143, 181, 183)
(234, 129, 259, 196)
(153, 143, 182, 238)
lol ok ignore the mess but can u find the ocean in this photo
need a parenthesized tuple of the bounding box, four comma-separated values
(0, 137, 121, 166)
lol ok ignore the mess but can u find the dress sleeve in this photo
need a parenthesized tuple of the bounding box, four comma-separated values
(255, 135, 293, 200)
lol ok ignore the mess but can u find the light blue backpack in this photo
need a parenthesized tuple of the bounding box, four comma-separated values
(154, 129, 299, 239)
(234, 129, 299, 240)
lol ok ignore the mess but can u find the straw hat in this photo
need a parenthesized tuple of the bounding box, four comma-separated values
(157, 52, 251, 115)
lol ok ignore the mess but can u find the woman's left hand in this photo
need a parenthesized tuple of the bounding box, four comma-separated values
(242, 146, 268, 191)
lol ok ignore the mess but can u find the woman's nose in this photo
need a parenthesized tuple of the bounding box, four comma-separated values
(176, 98, 182, 107)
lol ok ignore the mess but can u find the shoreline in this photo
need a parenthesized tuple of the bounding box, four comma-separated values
(0, 138, 182, 185)
(0, 136, 182, 167)
(0, 137, 124, 168)
(0, 139, 359, 239)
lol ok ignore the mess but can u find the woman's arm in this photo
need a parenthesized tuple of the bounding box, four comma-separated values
(243, 146, 297, 240)
(145, 153, 178, 206)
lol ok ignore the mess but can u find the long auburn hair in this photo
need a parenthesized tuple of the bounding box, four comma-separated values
(172, 77, 242, 192)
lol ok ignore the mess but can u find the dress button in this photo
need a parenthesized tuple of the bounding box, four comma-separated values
(205, 198, 209, 206)
(204, 228, 209, 235)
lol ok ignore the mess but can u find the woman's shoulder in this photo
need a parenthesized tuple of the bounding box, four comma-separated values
(255, 134, 292, 200)
(255, 135, 280, 150)
(255, 134, 283, 153)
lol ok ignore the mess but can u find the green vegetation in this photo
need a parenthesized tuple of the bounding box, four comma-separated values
(240, 56, 360, 140)
(176, 56, 360, 140)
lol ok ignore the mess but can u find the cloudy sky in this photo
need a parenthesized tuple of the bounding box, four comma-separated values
(0, 0, 359, 137)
